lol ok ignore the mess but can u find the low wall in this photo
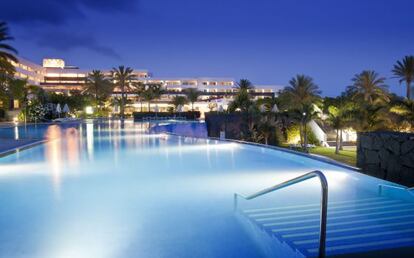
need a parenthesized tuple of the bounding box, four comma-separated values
(133, 111, 200, 121)
(204, 112, 248, 140)
(357, 132, 414, 186)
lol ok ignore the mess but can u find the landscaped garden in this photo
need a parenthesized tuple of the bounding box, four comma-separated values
(1, 21, 414, 167)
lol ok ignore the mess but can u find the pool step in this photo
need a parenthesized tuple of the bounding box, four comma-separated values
(239, 197, 414, 257)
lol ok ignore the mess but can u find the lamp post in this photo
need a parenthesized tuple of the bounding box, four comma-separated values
(302, 112, 308, 153)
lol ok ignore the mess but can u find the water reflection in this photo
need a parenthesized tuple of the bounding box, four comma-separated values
(44, 125, 63, 198)
(86, 123, 94, 160)
(66, 128, 80, 167)
(14, 126, 19, 140)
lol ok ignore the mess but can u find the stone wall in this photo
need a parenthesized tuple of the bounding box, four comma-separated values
(204, 112, 249, 139)
(357, 132, 414, 186)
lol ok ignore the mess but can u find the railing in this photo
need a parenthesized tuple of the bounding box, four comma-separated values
(234, 170, 328, 258)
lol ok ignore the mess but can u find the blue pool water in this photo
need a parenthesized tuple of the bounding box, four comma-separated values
(149, 120, 208, 138)
(0, 120, 412, 257)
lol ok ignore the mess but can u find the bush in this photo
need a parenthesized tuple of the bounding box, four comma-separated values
(286, 124, 320, 146)
(27, 101, 46, 122)
(286, 125, 301, 144)
(94, 107, 111, 118)
(0, 109, 5, 119)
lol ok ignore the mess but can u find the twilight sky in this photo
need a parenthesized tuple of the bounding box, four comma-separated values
(1, 0, 413, 96)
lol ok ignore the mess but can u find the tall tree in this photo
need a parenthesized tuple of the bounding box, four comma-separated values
(257, 114, 279, 145)
(348, 104, 390, 132)
(84, 70, 113, 109)
(390, 99, 414, 131)
(324, 96, 352, 150)
(326, 105, 347, 154)
(0, 22, 18, 97)
(0, 21, 17, 62)
(8, 79, 41, 122)
(291, 104, 320, 152)
(228, 89, 253, 112)
(111, 66, 137, 118)
(284, 74, 321, 108)
(131, 81, 146, 112)
(392, 56, 414, 100)
(141, 83, 164, 111)
(171, 95, 188, 111)
(184, 88, 200, 111)
(283, 74, 321, 151)
(348, 70, 389, 104)
(235, 79, 254, 91)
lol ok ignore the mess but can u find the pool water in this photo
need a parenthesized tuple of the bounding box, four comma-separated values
(0, 120, 412, 258)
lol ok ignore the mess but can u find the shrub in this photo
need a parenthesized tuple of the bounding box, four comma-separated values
(0, 109, 5, 119)
(286, 124, 320, 146)
(27, 101, 46, 122)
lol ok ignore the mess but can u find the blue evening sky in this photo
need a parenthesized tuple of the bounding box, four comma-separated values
(1, 0, 413, 96)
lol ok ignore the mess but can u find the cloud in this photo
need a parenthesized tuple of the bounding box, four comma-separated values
(0, 0, 138, 24)
(35, 31, 121, 60)
(0, 0, 135, 60)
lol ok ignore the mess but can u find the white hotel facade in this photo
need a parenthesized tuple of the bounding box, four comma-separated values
(12, 57, 282, 114)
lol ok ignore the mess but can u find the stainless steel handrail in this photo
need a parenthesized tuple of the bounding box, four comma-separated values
(234, 170, 328, 258)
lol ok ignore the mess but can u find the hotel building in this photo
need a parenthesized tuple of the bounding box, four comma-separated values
(10, 57, 282, 113)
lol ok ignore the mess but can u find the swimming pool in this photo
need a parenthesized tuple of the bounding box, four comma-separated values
(0, 120, 412, 257)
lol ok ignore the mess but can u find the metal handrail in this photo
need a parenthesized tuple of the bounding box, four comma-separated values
(234, 170, 328, 258)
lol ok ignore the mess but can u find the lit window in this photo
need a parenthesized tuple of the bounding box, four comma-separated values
(13, 100, 20, 109)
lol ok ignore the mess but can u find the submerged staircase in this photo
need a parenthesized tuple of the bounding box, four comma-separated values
(235, 171, 414, 257)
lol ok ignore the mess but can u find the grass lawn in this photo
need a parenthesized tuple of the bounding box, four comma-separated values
(309, 146, 356, 167)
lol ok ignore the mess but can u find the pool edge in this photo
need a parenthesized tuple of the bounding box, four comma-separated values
(163, 132, 360, 172)
(0, 139, 49, 158)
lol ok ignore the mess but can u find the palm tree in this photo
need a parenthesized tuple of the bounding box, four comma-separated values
(228, 90, 253, 112)
(284, 74, 321, 109)
(8, 78, 27, 109)
(392, 56, 414, 100)
(348, 104, 390, 132)
(131, 81, 146, 112)
(84, 70, 113, 109)
(111, 66, 137, 118)
(0, 22, 17, 62)
(11, 79, 39, 122)
(291, 104, 320, 152)
(326, 106, 347, 154)
(171, 95, 188, 111)
(348, 70, 389, 104)
(390, 99, 414, 130)
(141, 83, 164, 111)
(324, 96, 352, 150)
(0, 22, 18, 94)
(184, 88, 200, 111)
(235, 79, 254, 91)
(257, 114, 279, 145)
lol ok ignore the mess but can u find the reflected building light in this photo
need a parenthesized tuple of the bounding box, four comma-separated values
(230, 145, 235, 169)
(66, 128, 80, 167)
(178, 136, 183, 162)
(44, 126, 63, 199)
(206, 141, 212, 168)
(14, 126, 19, 140)
(86, 123, 94, 160)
